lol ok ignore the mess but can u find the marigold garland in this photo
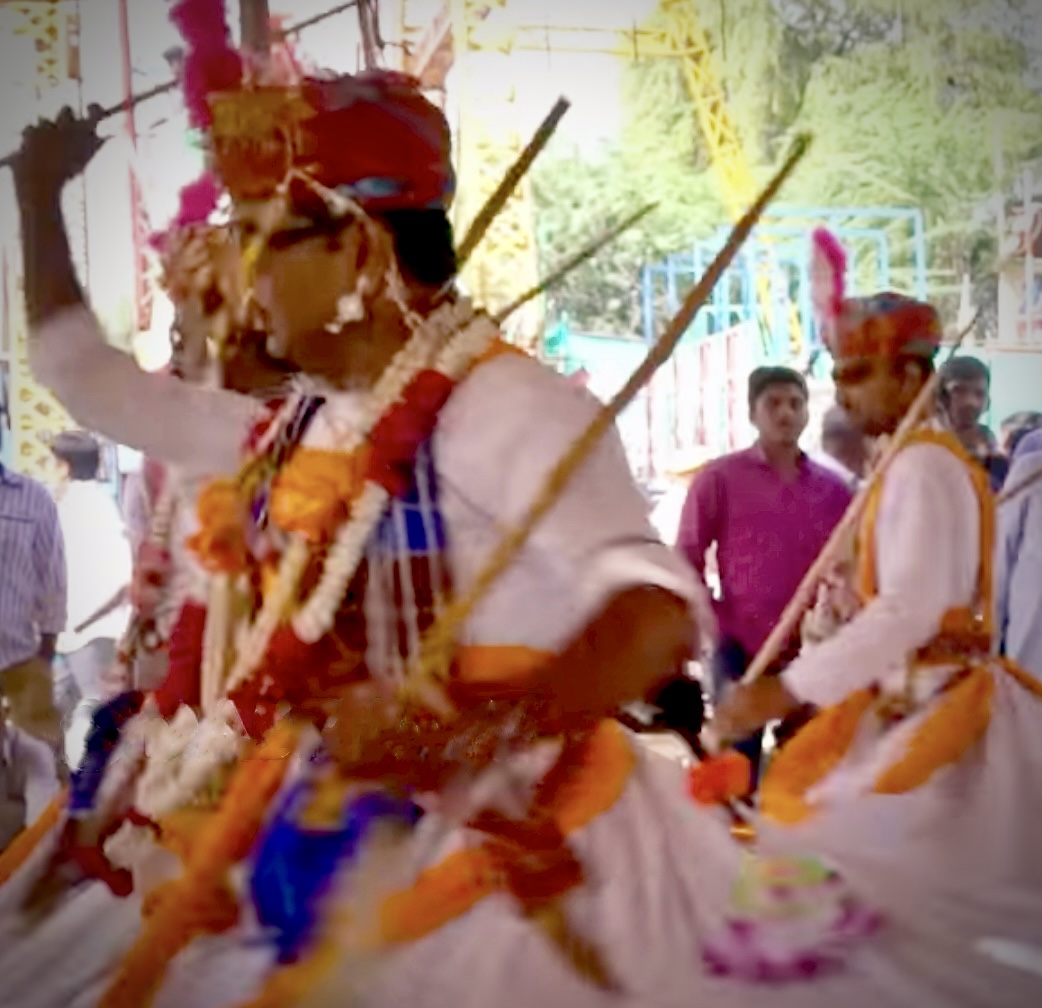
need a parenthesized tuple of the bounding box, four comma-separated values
(873, 666, 993, 794)
(187, 478, 250, 575)
(269, 446, 372, 542)
(760, 689, 876, 825)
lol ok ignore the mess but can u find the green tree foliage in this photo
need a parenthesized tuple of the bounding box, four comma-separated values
(532, 0, 1042, 337)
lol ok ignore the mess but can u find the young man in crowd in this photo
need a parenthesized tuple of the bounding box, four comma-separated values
(677, 365, 851, 780)
(938, 354, 1007, 489)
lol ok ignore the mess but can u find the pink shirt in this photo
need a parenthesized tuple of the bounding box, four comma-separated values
(677, 446, 852, 656)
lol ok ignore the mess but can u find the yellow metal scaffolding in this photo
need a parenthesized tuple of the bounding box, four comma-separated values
(2, 0, 81, 484)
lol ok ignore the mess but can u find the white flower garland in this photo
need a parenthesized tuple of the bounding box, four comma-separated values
(222, 297, 472, 690)
(292, 308, 498, 644)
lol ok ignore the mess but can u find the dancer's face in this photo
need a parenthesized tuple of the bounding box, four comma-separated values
(833, 355, 927, 437)
(235, 202, 391, 385)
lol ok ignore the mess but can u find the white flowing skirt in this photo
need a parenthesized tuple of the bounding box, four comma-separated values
(756, 660, 1042, 1005)
(150, 707, 1042, 1008)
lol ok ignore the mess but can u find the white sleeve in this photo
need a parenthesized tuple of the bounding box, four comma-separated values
(435, 353, 700, 616)
(782, 443, 979, 708)
(30, 305, 258, 477)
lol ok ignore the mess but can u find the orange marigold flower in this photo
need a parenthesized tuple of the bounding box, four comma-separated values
(186, 478, 249, 574)
(269, 447, 370, 543)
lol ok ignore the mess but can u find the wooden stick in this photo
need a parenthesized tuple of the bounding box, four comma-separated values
(0, 2, 361, 171)
(405, 135, 811, 703)
(737, 313, 978, 688)
(493, 203, 657, 323)
(455, 98, 571, 267)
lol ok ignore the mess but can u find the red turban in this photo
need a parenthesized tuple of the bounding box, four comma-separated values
(809, 228, 942, 361)
(207, 71, 455, 212)
(831, 293, 943, 361)
(169, 0, 452, 213)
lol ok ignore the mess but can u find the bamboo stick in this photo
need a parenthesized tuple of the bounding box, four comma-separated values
(455, 98, 572, 267)
(493, 203, 657, 323)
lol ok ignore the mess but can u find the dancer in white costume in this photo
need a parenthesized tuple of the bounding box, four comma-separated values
(710, 231, 1042, 1006)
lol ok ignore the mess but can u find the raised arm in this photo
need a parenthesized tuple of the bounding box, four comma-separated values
(11, 109, 256, 476)
(29, 307, 255, 476)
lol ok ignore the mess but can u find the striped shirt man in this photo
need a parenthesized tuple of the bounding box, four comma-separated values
(0, 464, 67, 672)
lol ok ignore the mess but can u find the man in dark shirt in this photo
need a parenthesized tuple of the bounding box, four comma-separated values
(939, 355, 1007, 490)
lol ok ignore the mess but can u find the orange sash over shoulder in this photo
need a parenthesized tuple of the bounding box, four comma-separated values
(762, 429, 1037, 824)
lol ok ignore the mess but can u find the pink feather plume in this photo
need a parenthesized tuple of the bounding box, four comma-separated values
(169, 0, 243, 130)
(809, 227, 846, 349)
(148, 172, 222, 251)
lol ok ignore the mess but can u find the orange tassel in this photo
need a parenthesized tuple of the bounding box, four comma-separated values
(687, 751, 752, 805)
(0, 791, 64, 886)
(760, 689, 875, 825)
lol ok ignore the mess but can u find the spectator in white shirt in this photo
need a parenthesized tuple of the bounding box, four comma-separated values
(0, 429, 66, 750)
(0, 704, 61, 850)
(50, 431, 132, 768)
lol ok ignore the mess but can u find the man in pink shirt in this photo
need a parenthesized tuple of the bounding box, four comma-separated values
(677, 366, 851, 780)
